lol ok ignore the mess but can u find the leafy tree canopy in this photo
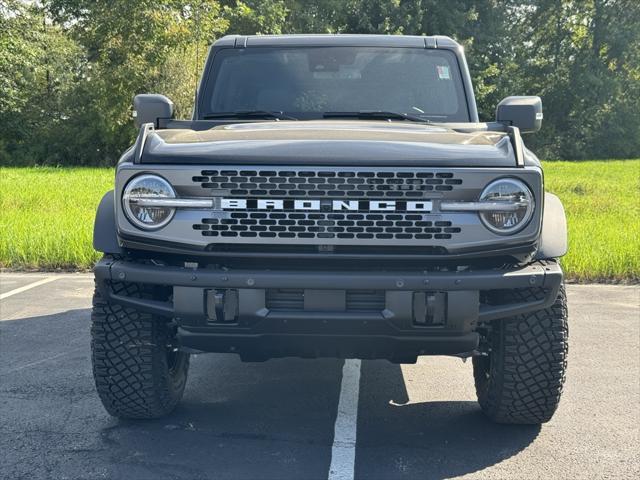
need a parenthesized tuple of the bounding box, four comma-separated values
(0, 0, 638, 164)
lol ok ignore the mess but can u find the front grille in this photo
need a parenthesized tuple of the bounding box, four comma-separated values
(118, 164, 542, 251)
(346, 290, 386, 311)
(265, 289, 304, 310)
(266, 289, 385, 311)
(194, 213, 461, 240)
(190, 167, 466, 244)
(193, 169, 463, 198)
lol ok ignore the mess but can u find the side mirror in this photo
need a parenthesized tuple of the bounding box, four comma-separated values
(496, 96, 543, 133)
(133, 94, 174, 128)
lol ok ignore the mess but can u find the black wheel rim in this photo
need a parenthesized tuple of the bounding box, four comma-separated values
(166, 345, 180, 372)
(165, 324, 182, 374)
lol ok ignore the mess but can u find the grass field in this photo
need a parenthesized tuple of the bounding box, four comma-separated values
(542, 160, 639, 282)
(1, 161, 639, 281)
(0, 168, 113, 270)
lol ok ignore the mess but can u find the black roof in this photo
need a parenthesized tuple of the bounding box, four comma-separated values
(213, 34, 460, 50)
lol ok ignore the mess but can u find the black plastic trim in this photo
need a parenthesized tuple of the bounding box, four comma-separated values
(95, 258, 562, 318)
(93, 191, 123, 255)
(177, 329, 480, 361)
(117, 232, 537, 263)
(94, 258, 562, 360)
(535, 193, 568, 259)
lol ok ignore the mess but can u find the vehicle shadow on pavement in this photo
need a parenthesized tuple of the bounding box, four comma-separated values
(355, 360, 541, 479)
(1, 308, 538, 480)
(93, 354, 346, 480)
(2, 309, 342, 480)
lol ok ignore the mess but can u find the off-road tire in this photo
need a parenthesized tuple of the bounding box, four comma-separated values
(91, 282, 189, 419)
(473, 285, 568, 424)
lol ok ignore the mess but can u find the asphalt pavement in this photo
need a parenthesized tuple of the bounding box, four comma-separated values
(1, 273, 638, 480)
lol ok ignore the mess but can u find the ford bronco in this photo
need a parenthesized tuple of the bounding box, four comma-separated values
(92, 34, 568, 423)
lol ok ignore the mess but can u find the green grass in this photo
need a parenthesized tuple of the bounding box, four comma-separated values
(0, 167, 113, 270)
(543, 160, 640, 282)
(1, 161, 639, 281)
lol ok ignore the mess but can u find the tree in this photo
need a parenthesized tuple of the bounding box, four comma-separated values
(1, 0, 638, 164)
(40, 0, 229, 164)
(0, 0, 85, 164)
(505, 0, 640, 158)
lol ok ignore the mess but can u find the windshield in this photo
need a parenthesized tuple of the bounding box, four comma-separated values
(202, 47, 470, 122)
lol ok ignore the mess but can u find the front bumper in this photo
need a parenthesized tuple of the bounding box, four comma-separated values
(94, 258, 563, 362)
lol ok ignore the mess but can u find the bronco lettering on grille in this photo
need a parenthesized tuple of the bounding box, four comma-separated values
(220, 198, 433, 212)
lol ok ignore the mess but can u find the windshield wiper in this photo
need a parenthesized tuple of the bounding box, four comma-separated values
(202, 110, 298, 120)
(323, 110, 430, 123)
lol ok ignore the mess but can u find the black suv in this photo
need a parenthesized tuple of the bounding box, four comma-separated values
(92, 34, 568, 424)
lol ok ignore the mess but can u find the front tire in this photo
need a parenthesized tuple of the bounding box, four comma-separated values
(91, 282, 189, 419)
(473, 285, 568, 424)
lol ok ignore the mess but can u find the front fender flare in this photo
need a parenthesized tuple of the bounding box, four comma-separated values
(535, 192, 568, 259)
(93, 190, 123, 255)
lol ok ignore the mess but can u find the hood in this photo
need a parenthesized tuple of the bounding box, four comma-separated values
(140, 120, 516, 167)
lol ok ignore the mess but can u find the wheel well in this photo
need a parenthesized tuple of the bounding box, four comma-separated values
(93, 190, 123, 255)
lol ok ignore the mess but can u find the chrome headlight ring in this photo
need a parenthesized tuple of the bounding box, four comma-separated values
(478, 178, 535, 235)
(122, 174, 177, 230)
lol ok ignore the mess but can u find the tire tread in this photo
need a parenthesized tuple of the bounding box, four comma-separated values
(474, 285, 568, 424)
(91, 282, 188, 419)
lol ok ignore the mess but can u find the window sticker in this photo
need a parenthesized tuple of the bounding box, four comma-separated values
(437, 65, 450, 80)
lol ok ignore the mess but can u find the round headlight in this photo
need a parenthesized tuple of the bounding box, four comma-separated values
(122, 174, 176, 230)
(479, 178, 534, 234)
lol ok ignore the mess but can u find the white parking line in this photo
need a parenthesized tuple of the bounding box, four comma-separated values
(0, 347, 85, 375)
(0, 276, 59, 301)
(328, 359, 362, 480)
